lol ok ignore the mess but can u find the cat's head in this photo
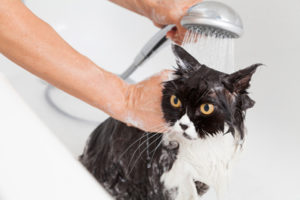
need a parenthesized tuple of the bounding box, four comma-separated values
(162, 45, 261, 141)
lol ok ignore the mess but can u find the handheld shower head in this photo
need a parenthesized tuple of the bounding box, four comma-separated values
(181, 1, 243, 38)
(120, 1, 243, 80)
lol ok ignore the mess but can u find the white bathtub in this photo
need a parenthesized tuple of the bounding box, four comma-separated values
(0, 74, 112, 200)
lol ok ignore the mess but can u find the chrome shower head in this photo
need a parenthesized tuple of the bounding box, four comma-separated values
(120, 1, 244, 80)
(181, 1, 243, 38)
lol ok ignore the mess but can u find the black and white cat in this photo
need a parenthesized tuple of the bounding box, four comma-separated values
(80, 45, 261, 200)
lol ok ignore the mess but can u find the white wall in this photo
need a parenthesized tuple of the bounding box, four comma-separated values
(1, 0, 300, 199)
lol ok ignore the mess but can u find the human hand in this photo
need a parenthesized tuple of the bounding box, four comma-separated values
(122, 70, 171, 133)
(109, 0, 202, 44)
(142, 0, 202, 44)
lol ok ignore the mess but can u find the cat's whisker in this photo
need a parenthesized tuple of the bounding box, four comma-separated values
(149, 139, 163, 165)
(126, 132, 160, 173)
(146, 121, 172, 130)
(159, 127, 172, 136)
(128, 134, 162, 175)
(150, 124, 172, 134)
(119, 132, 150, 159)
(154, 127, 171, 133)
(120, 125, 170, 161)
(148, 124, 171, 133)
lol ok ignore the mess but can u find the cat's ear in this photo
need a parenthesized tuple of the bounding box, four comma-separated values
(172, 44, 201, 74)
(223, 63, 262, 93)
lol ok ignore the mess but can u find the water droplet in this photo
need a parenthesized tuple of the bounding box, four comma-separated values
(182, 28, 235, 73)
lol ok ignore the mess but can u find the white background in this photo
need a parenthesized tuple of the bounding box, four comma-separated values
(1, 0, 300, 199)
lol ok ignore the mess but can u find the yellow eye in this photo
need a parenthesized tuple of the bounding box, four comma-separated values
(200, 103, 214, 115)
(170, 95, 182, 108)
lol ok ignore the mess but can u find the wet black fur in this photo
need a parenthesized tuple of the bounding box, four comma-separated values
(162, 45, 261, 140)
(80, 118, 178, 200)
(80, 45, 260, 199)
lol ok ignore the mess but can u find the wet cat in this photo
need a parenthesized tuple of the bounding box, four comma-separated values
(80, 45, 261, 200)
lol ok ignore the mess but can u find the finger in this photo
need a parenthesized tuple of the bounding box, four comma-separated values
(166, 24, 187, 45)
(166, 27, 176, 39)
(159, 69, 173, 82)
(174, 23, 188, 45)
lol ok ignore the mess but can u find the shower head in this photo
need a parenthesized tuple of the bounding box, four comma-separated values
(120, 1, 243, 80)
(181, 1, 243, 38)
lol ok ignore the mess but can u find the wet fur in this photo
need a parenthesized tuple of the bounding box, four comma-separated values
(80, 45, 260, 199)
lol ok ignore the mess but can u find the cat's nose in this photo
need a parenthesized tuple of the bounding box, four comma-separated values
(179, 123, 188, 130)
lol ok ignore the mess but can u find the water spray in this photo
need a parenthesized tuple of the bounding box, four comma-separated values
(46, 1, 244, 122)
(121, 1, 243, 79)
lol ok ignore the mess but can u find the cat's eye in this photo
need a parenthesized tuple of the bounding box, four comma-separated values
(170, 95, 182, 108)
(200, 103, 214, 115)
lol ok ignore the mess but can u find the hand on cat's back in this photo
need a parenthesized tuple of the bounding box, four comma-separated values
(123, 69, 172, 133)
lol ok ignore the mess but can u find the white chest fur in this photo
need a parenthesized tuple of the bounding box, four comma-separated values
(161, 132, 241, 200)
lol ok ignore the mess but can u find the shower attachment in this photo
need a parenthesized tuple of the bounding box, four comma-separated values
(46, 1, 244, 123)
(121, 1, 243, 79)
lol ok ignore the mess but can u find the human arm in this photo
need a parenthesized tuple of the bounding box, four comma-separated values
(0, 0, 168, 132)
(109, 0, 202, 43)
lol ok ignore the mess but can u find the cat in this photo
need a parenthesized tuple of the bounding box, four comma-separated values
(79, 44, 261, 200)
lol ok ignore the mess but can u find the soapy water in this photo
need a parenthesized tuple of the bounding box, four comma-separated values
(182, 26, 235, 73)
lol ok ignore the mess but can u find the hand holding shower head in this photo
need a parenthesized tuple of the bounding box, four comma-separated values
(181, 1, 243, 38)
(46, 1, 244, 123)
(121, 1, 243, 79)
